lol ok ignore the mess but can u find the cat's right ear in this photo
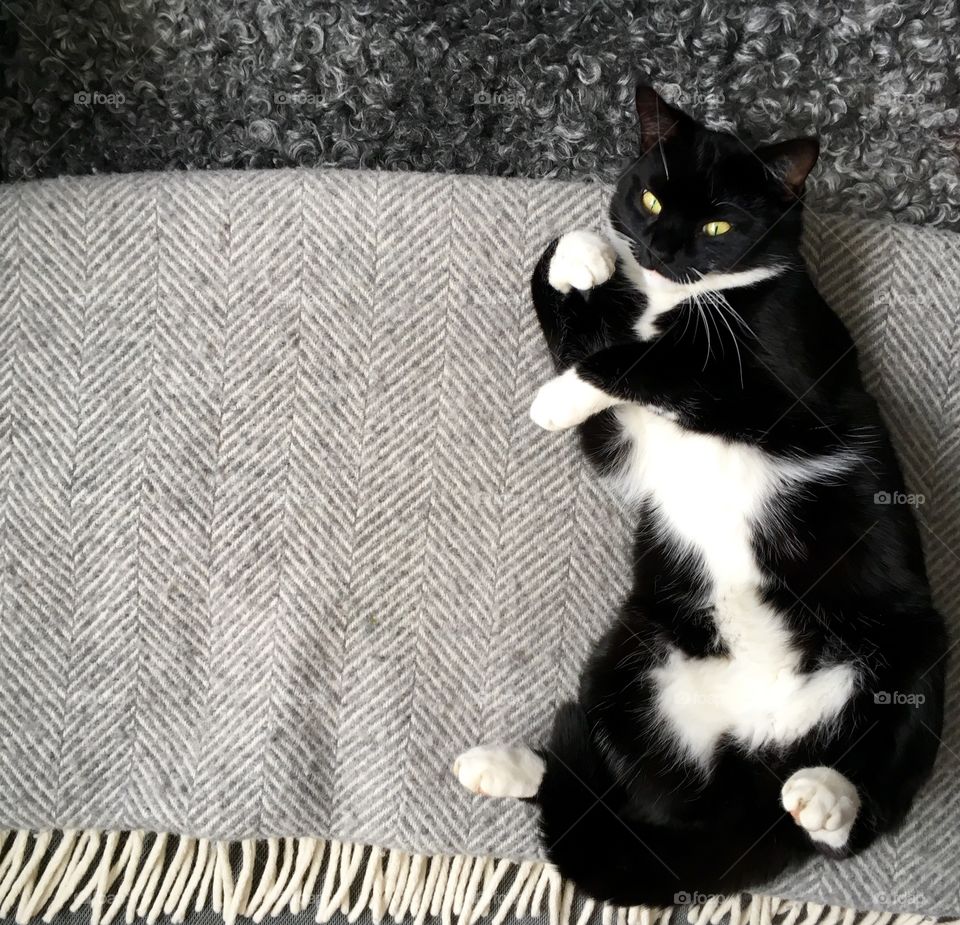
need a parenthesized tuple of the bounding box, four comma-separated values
(635, 86, 692, 154)
(755, 138, 820, 201)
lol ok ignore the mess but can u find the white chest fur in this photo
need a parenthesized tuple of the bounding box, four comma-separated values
(611, 405, 857, 764)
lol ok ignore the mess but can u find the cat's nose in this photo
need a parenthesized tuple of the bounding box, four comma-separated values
(651, 247, 677, 266)
(649, 228, 682, 266)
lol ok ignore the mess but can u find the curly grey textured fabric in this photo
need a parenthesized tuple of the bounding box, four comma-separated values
(0, 168, 957, 917)
(1, 1, 959, 228)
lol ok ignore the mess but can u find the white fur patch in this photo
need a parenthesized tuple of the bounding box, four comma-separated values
(453, 745, 545, 799)
(610, 405, 858, 763)
(548, 230, 617, 294)
(608, 229, 783, 341)
(652, 643, 856, 760)
(782, 766, 860, 849)
(530, 368, 621, 431)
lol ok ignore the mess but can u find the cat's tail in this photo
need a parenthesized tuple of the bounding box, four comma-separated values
(535, 703, 803, 908)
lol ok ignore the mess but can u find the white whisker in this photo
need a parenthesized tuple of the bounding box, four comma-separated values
(705, 289, 744, 387)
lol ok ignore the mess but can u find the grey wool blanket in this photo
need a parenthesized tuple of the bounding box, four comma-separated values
(0, 168, 957, 925)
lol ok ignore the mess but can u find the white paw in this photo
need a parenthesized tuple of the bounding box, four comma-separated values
(548, 230, 617, 294)
(529, 369, 620, 432)
(781, 767, 860, 850)
(453, 745, 545, 799)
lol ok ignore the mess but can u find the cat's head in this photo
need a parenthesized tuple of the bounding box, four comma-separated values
(609, 85, 818, 287)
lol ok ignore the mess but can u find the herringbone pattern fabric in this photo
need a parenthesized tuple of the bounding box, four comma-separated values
(0, 169, 957, 916)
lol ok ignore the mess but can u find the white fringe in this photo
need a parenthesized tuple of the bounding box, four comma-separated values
(268, 836, 305, 915)
(1, 830, 51, 920)
(0, 831, 955, 925)
(163, 836, 196, 918)
(20, 829, 77, 923)
(100, 830, 144, 925)
(195, 840, 217, 911)
(258, 837, 293, 923)
(173, 837, 208, 922)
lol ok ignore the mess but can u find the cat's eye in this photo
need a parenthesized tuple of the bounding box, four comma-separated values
(703, 221, 732, 236)
(641, 189, 662, 216)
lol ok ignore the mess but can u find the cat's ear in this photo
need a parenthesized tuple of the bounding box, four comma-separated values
(635, 85, 692, 154)
(755, 138, 820, 201)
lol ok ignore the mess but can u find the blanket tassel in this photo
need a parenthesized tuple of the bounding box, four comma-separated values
(0, 830, 955, 925)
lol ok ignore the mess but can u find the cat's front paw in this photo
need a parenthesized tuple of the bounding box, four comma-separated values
(781, 767, 860, 851)
(529, 370, 618, 432)
(548, 230, 617, 294)
(453, 746, 545, 799)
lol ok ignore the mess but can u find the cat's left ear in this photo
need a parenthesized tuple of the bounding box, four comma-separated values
(635, 85, 694, 154)
(755, 138, 820, 201)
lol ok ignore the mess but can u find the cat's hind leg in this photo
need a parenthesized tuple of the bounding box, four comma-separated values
(453, 745, 545, 799)
(781, 766, 860, 852)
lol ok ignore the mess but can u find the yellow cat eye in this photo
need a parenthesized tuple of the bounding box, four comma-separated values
(641, 189, 662, 216)
(704, 220, 732, 236)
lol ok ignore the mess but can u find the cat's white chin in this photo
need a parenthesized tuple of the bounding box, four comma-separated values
(640, 267, 677, 289)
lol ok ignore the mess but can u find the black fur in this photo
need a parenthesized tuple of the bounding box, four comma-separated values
(527, 88, 946, 907)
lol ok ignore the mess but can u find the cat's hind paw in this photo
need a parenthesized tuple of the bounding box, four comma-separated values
(453, 745, 545, 799)
(781, 766, 860, 851)
(548, 230, 617, 294)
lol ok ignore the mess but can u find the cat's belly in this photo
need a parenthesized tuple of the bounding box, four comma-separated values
(651, 633, 857, 764)
(610, 405, 858, 761)
(608, 405, 777, 585)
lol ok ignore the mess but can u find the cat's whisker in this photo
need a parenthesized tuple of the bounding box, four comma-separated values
(697, 293, 723, 359)
(684, 298, 698, 342)
(691, 290, 714, 370)
(703, 282, 757, 344)
(698, 287, 726, 360)
(703, 289, 745, 387)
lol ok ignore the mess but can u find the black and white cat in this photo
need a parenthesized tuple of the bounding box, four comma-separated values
(453, 87, 946, 906)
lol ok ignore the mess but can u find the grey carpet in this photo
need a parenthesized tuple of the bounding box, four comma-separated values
(1, 2, 959, 229)
(0, 167, 958, 917)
